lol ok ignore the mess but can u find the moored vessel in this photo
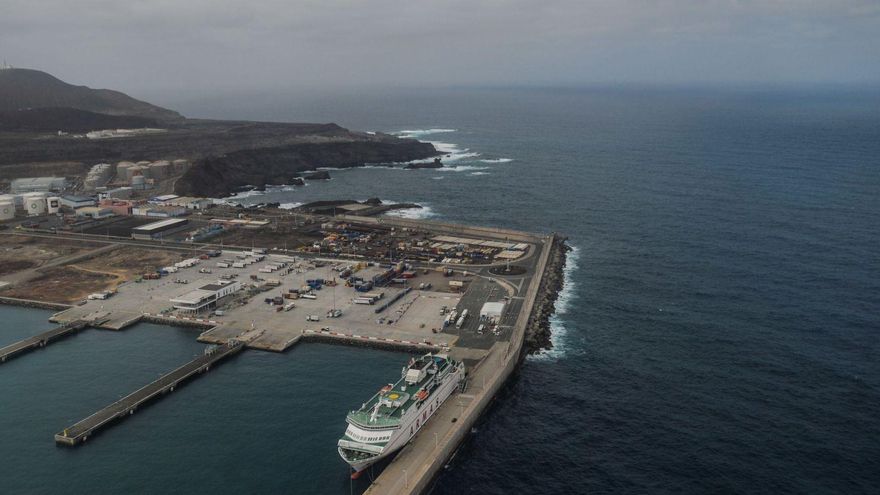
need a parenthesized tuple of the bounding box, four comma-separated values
(337, 353, 466, 478)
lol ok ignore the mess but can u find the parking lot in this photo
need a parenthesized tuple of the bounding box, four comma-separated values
(54, 249, 466, 350)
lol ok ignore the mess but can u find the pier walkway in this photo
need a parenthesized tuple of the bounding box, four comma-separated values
(0, 321, 88, 364)
(55, 340, 245, 446)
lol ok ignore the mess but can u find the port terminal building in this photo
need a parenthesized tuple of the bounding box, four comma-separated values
(169, 280, 241, 314)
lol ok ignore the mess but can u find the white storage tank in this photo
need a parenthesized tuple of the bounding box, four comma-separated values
(47, 196, 61, 214)
(0, 200, 15, 220)
(131, 175, 146, 190)
(24, 194, 47, 216)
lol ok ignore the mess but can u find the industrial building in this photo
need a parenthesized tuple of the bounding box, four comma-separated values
(169, 280, 241, 313)
(132, 205, 188, 218)
(99, 199, 139, 216)
(480, 301, 506, 321)
(75, 207, 115, 219)
(131, 218, 189, 240)
(98, 187, 134, 200)
(10, 177, 67, 194)
(164, 196, 213, 210)
(60, 196, 96, 209)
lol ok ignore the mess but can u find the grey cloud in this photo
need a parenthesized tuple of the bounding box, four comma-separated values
(1, 0, 878, 93)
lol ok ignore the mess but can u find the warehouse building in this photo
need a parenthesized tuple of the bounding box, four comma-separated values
(131, 218, 189, 240)
(60, 195, 96, 209)
(170, 280, 241, 313)
(10, 177, 67, 193)
(132, 205, 188, 218)
(75, 206, 115, 219)
(480, 301, 506, 321)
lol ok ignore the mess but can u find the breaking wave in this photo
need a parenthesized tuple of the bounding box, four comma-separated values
(382, 203, 437, 220)
(480, 158, 514, 163)
(436, 165, 490, 173)
(530, 244, 581, 361)
(394, 128, 457, 139)
(469, 171, 490, 176)
(278, 202, 303, 210)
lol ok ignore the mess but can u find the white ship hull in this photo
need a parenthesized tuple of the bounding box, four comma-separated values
(339, 358, 465, 477)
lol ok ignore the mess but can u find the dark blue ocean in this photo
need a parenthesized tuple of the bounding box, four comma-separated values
(3, 87, 880, 493)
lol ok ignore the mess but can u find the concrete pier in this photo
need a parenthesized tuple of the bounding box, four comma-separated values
(54, 340, 245, 446)
(0, 321, 88, 364)
(365, 234, 556, 495)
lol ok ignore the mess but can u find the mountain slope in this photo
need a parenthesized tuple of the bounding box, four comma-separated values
(0, 68, 182, 121)
(0, 107, 158, 132)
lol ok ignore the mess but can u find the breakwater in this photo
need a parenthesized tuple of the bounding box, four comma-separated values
(523, 234, 570, 353)
(0, 296, 73, 311)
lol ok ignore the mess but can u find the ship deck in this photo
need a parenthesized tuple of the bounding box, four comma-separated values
(347, 355, 453, 427)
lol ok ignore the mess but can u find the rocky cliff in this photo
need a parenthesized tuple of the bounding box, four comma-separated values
(175, 138, 437, 197)
(0, 69, 438, 195)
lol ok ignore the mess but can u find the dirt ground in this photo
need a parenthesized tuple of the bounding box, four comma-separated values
(4, 266, 118, 303)
(213, 225, 323, 251)
(0, 235, 100, 276)
(76, 247, 184, 280)
(2, 245, 183, 303)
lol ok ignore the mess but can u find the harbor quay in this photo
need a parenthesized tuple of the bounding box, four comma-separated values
(0, 213, 565, 493)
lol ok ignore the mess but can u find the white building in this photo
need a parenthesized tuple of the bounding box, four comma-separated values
(10, 177, 67, 194)
(170, 280, 241, 313)
(60, 195, 96, 209)
(75, 206, 115, 219)
(480, 301, 506, 321)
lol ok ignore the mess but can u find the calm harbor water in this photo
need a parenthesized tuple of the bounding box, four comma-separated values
(2, 86, 879, 493)
(0, 307, 404, 494)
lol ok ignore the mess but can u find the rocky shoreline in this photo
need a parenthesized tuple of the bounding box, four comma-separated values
(524, 234, 571, 353)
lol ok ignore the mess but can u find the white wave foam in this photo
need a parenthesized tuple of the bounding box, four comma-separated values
(215, 188, 265, 204)
(436, 165, 490, 173)
(529, 244, 581, 361)
(394, 128, 457, 139)
(278, 202, 303, 210)
(383, 204, 437, 220)
(431, 176, 444, 180)
(469, 171, 490, 176)
(480, 158, 514, 163)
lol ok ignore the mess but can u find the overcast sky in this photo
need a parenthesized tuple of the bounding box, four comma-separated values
(2, 0, 879, 93)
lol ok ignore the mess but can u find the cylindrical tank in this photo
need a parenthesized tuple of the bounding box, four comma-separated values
(116, 161, 134, 179)
(24, 195, 47, 216)
(172, 159, 190, 173)
(47, 196, 61, 214)
(0, 200, 15, 220)
(125, 166, 142, 183)
(131, 175, 146, 189)
(149, 160, 170, 179)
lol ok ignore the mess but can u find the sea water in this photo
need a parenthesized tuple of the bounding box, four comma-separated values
(4, 86, 879, 493)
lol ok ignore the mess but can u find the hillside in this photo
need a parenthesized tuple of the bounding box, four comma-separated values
(0, 68, 182, 121)
(0, 107, 159, 132)
(0, 68, 439, 197)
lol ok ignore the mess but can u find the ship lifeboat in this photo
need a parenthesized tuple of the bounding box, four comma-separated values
(415, 389, 429, 401)
(380, 384, 393, 395)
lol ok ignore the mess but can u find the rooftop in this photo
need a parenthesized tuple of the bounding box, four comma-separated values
(134, 218, 188, 231)
(199, 281, 235, 292)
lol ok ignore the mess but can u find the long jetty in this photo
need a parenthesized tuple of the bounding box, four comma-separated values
(55, 340, 245, 446)
(0, 321, 88, 364)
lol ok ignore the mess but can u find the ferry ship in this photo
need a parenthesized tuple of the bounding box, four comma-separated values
(338, 353, 466, 478)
